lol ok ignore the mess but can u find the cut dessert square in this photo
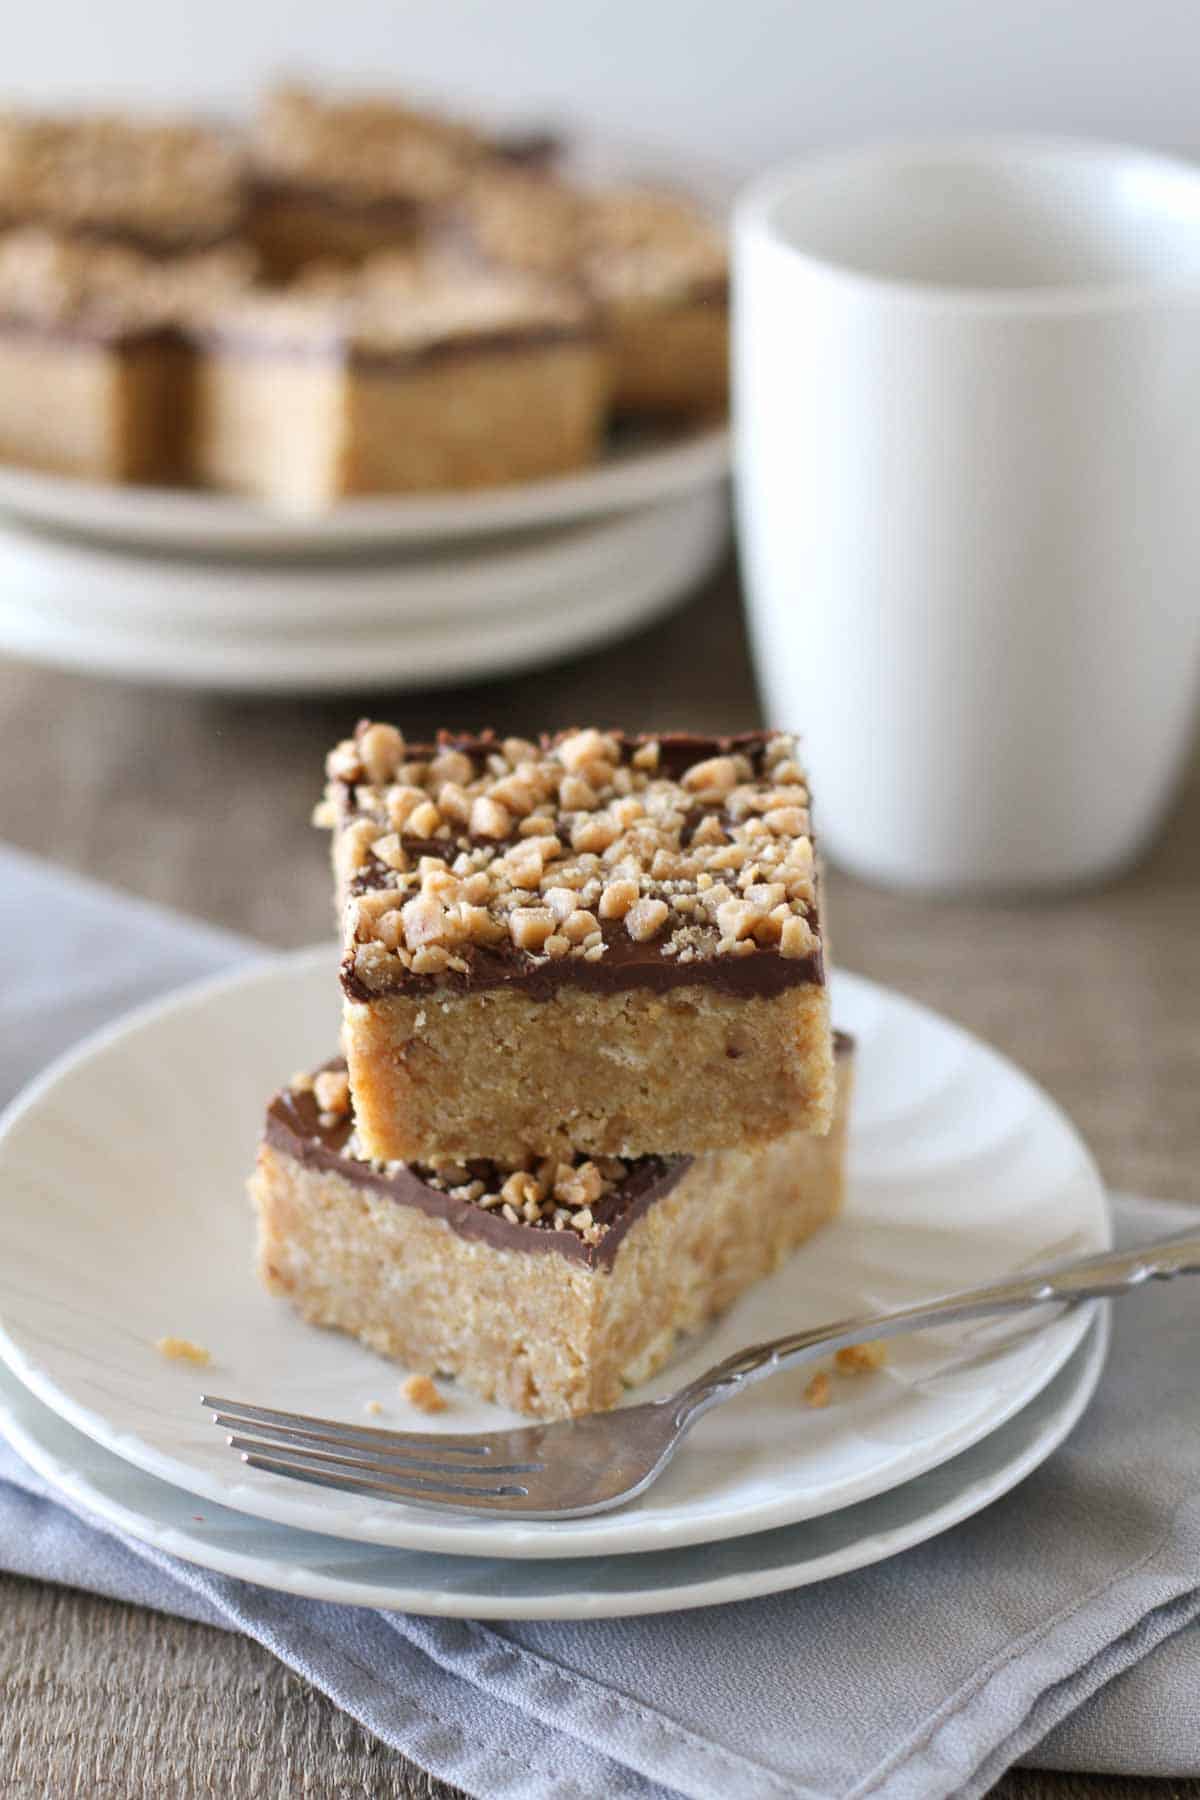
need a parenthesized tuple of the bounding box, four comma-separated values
(0, 228, 252, 482)
(321, 723, 833, 1163)
(0, 110, 246, 253)
(442, 173, 728, 419)
(250, 1037, 853, 1419)
(189, 259, 609, 503)
(579, 188, 728, 418)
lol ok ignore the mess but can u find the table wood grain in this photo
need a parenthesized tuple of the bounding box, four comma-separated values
(1, 560, 1197, 1799)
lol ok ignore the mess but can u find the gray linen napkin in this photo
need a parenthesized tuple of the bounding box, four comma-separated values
(0, 843, 1197, 1800)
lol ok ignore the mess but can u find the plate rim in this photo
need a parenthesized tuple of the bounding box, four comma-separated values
(0, 1309, 1110, 1619)
(0, 944, 1111, 1560)
(0, 487, 727, 693)
(0, 424, 731, 556)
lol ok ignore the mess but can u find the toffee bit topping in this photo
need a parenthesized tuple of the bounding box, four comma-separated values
(579, 188, 728, 307)
(0, 227, 256, 332)
(0, 111, 245, 247)
(319, 724, 820, 992)
(312, 1067, 351, 1120)
(194, 250, 593, 357)
(252, 82, 485, 205)
(419, 1149, 623, 1246)
(282, 1065, 632, 1252)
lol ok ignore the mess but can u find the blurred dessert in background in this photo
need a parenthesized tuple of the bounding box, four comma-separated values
(0, 109, 246, 253)
(248, 82, 487, 277)
(0, 228, 254, 481)
(447, 171, 729, 416)
(0, 80, 728, 502)
(578, 188, 728, 416)
(190, 255, 608, 504)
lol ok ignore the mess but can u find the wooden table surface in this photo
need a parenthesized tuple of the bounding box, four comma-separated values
(0, 559, 1197, 1799)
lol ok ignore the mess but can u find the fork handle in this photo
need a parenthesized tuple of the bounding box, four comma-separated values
(671, 1231, 1200, 1428)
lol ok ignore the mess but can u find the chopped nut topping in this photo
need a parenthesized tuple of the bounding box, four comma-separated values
(625, 897, 670, 942)
(0, 226, 255, 334)
(0, 111, 245, 248)
(321, 727, 821, 991)
(313, 1068, 351, 1118)
(253, 82, 485, 206)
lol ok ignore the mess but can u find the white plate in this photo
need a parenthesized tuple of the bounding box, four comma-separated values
(0, 947, 1109, 1559)
(0, 489, 724, 634)
(0, 426, 730, 557)
(0, 488, 726, 693)
(0, 1310, 1109, 1619)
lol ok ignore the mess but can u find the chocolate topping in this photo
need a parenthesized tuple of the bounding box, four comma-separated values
(339, 914, 822, 1003)
(264, 1033, 853, 1269)
(330, 729, 826, 1005)
(264, 1063, 689, 1270)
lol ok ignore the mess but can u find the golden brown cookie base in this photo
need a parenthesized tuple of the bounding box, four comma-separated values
(343, 978, 834, 1164)
(0, 331, 183, 482)
(191, 340, 609, 504)
(607, 294, 728, 417)
(251, 1063, 850, 1419)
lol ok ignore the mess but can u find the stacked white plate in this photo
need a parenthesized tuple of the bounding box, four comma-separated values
(0, 948, 1111, 1618)
(0, 425, 730, 694)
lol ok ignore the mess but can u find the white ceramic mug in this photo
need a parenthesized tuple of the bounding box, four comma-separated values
(734, 138, 1200, 892)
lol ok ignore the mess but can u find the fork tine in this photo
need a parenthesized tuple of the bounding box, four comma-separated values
(202, 1394, 493, 1456)
(226, 1431, 543, 1477)
(208, 1411, 539, 1465)
(239, 1448, 531, 1505)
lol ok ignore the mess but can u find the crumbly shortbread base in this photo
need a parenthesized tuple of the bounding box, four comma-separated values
(0, 333, 181, 481)
(192, 341, 608, 503)
(343, 978, 834, 1164)
(251, 1076, 849, 1419)
(606, 294, 727, 417)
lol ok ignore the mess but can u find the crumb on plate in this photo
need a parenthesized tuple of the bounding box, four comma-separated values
(155, 1335, 211, 1366)
(835, 1341, 887, 1375)
(402, 1373, 447, 1414)
(804, 1370, 831, 1409)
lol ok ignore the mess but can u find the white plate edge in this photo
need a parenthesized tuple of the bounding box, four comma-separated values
(0, 1309, 1110, 1619)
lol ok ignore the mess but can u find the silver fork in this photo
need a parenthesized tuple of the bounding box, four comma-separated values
(204, 1232, 1199, 1520)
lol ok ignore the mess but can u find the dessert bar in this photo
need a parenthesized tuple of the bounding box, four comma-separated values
(322, 723, 833, 1162)
(446, 173, 729, 418)
(251, 1037, 853, 1419)
(0, 110, 245, 253)
(189, 259, 607, 503)
(0, 228, 252, 482)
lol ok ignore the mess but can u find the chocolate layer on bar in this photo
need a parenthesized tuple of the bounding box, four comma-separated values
(264, 1062, 688, 1270)
(188, 261, 597, 373)
(324, 726, 825, 1004)
(0, 229, 256, 350)
(0, 112, 246, 254)
(265, 1032, 853, 1271)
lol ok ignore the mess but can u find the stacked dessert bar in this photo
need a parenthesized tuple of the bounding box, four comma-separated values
(250, 724, 851, 1418)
